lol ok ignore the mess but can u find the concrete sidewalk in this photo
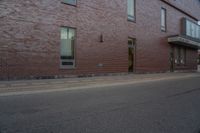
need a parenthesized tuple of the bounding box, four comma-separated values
(0, 72, 199, 96)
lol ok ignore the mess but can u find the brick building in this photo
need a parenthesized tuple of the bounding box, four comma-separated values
(0, 0, 200, 80)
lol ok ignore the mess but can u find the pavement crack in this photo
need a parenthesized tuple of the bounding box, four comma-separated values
(167, 88, 200, 98)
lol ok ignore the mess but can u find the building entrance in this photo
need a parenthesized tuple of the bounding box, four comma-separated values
(128, 38, 136, 72)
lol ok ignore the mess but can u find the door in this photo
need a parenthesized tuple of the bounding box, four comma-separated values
(170, 47, 175, 72)
(128, 38, 135, 72)
(129, 47, 134, 72)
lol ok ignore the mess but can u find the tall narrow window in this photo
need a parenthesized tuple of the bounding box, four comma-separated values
(161, 8, 167, 32)
(198, 27, 200, 39)
(175, 47, 186, 66)
(186, 20, 191, 36)
(127, 0, 135, 21)
(63, 0, 76, 5)
(60, 27, 76, 68)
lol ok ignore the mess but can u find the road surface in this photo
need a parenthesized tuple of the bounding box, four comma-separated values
(0, 76, 200, 133)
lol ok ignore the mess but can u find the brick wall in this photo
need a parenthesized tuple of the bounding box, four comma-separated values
(0, 0, 199, 79)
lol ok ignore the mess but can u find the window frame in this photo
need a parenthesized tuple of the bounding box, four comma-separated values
(62, 0, 77, 6)
(127, 0, 136, 22)
(60, 26, 77, 69)
(184, 18, 200, 40)
(161, 7, 167, 32)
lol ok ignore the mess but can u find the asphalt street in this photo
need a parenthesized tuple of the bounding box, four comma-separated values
(0, 76, 200, 133)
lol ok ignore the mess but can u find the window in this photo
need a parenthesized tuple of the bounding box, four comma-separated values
(60, 27, 76, 68)
(186, 20, 191, 36)
(62, 0, 76, 5)
(175, 47, 186, 65)
(181, 48, 186, 65)
(185, 19, 200, 40)
(199, 27, 200, 39)
(127, 0, 135, 21)
(161, 8, 167, 32)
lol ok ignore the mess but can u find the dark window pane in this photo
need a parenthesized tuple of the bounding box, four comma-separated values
(61, 56, 74, 60)
(62, 61, 74, 66)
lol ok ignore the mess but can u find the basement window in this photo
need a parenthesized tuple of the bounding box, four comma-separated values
(62, 0, 77, 6)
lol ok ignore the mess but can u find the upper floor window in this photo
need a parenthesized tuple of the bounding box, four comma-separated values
(161, 8, 167, 32)
(185, 19, 200, 40)
(127, 0, 135, 21)
(63, 0, 77, 6)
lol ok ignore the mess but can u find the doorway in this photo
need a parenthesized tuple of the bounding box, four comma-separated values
(128, 38, 136, 72)
(170, 50, 174, 72)
(170, 46, 177, 72)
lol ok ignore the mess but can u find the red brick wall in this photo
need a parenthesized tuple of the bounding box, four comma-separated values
(0, 0, 199, 79)
(131, 0, 199, 73)
(165, 0, 200, 19)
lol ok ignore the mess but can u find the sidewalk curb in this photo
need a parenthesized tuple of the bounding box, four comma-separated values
(0, 74, 199, 97)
